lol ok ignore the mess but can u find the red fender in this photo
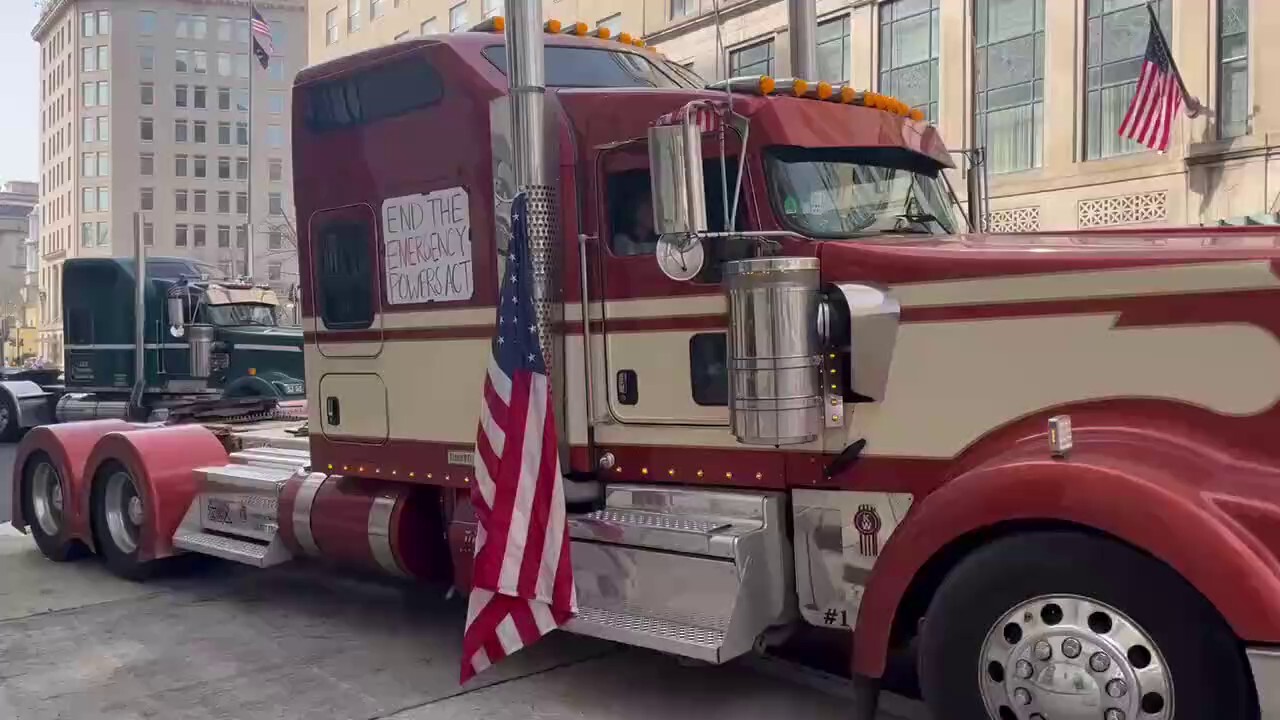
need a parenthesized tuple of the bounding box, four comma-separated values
(84, 425, 228, 561)
(11, 420, 137, 547)
(852, 437, 1280, 679)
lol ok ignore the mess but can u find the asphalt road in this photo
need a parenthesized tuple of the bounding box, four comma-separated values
(0, 442, 926, 720)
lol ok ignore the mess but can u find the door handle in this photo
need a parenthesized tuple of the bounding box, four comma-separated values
(325, 396, 341, 426)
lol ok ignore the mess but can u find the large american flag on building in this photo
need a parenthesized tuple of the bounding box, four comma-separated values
(461, 192, 576, 683)
(1117, 9, 1193, 153)
(250, 6, 273, 69)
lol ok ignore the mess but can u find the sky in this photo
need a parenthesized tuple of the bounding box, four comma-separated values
(0, 3, 40, 184)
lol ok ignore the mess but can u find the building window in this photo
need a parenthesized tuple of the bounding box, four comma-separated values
(236, 19, 250, 43)
(175, 190, 189, 212)
(218, 122, 232, 145)
(236, 54, 250, 79)
(449, 3, 467, 32)
(879, 0, 940, 123)
(194, 85, 207, 109)
(191, 15, 208, 40)
(219, 157, 232, 180)
(268, 262, 282, 281)
(326, 9, 338, 44)
(193, 155, 207, 178)
(269, 231, 283, 249)
(371, 0, 385, 20)
(268, 91, 285, 114)
(139, 10, 157, 35)
(597, 13, 622, 36)
(193, 225, 207, 247)
(99, 117, 110, 141)
(140, 46, 155, 71)
(194, 51, 208, 75)
(97, 151, 110, 177)
(269, 193, 284, 215)
(975, 0, 1044, 174)
(1085, 0, 1172, 160)
(1219, 0, 1248, 138)
(817, 15, 851, 83)
(176, 14, 191, 38)
(267, 125, 284, 148)
(81, 152, 96, 177)
(175, 119, 189, 143)
(82, 117, 94, 142)
(194, 121, 207, 143)
(236, 158, 249, 181)
(175, 154, 189, 177)
(81, 222, 93, 247)
(236, 225, 249, 248)
(143, 221, 154, 247)
(218, 225, 231, 248)
(98, 188, 109, 212)
(176, 224, 189, 247)
(97, 81, 109, 106)
(81, 12, 95, 37)
(235, 89, 250, 111)
(218, 87, 231, 110)
(98, 46, 109, 71)
(176, 49, 190, 74)
(729, 39, 775, 78)
(194, 190, 207, 213)
(348, 0, 362, 33)
(140, 82, 154, 106)
(81, 46, 95, 72)
(269, 159, 283, 181)
(236, 191, 248, 214)
(421, 18, 438, 35)
(98, 11, 111, 35)
(236, 122, 249, 146)
(482, 0, 503, 20)
(82, 81, 97, 107)
(140, 117, 154, 142)
(176, 84, 189, 107)
(140, 152, 154, 176)
(218, 17, 233, 42)
(141, 187, 154, 211)
(670, 0, 693, 21)
(217, 191, 231, 214)
(97, 221, 109, 247)
(83, 187, 97, 212)
(268, 61, 285, 82)
(217, 53, 232, 77)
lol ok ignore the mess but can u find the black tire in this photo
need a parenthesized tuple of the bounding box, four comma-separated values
(20, 453, 88, 562)
(90, 464, 155, 581)
(0, 391, 20, 442)
(919, 531, 1256, 720)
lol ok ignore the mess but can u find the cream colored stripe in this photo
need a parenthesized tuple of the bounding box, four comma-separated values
(893, 260, 1280, 309)
(563, 294, 725, 322)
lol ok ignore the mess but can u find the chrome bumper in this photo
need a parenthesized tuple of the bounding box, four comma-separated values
(1250, 648, 1280, 718)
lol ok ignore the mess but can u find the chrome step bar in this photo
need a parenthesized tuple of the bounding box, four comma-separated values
(173, 459, 303, 568)
(565, 484, 793, 664)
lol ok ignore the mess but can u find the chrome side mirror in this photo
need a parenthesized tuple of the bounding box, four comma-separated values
(648, 114, 708, 237)
(167, 295, 186, 338)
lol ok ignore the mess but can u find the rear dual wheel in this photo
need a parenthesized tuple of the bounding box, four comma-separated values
(90, 464, 154, 581)
(919, 532, 1256, 720)
(21, 453, 86, 562)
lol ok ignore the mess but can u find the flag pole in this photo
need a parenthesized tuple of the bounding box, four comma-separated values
(245, 4, 255, 280)
(1145, 2, 1196, 110)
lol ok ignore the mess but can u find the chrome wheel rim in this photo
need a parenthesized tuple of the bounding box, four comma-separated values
(979, 595, 1172, 720)
(103, 471, 142, 555)
(0, 402, 12, 433)
(30, 461, 64, 537)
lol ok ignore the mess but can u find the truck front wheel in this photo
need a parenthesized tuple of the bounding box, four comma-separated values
(918, 531, 1255, 720)
(90, 464, 155, 581)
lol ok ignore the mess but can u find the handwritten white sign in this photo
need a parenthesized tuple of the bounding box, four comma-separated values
(381, 187, 473, 305)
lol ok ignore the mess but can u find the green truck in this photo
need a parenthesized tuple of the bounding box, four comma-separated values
(0, 254, 305, 440)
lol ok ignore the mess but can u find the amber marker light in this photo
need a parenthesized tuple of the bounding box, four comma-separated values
(471, 16, 504, 32)
(910, 108, 925, 122)
(813, 81, 833, 100)
(543, 19, 562, 33)
(617, 32, 634, 44)
(561, 21, 588, 36)
(594, 27, 611, 39)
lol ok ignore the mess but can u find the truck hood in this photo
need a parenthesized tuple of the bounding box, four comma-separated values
(815, 230, 1280, 285)
(216, 325, 304, 347)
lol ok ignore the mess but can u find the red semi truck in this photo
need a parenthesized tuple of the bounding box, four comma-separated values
(11, 3, 1280, 719)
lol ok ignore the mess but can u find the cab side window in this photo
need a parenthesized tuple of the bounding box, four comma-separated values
(313, 215, 375, 330)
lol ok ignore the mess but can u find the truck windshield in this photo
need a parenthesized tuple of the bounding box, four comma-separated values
(766, 147, 958, 238)
(205, 303, 278, 327)
(482, 45, 698, 89)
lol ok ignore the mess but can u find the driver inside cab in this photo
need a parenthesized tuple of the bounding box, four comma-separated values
(613, 191, 658, 257)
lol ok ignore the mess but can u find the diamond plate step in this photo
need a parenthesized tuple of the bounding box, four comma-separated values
(565, 605, 726, 663)
(172, 529, 292, 568)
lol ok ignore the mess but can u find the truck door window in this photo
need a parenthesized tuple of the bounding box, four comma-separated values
(689, 333, 728, 406)
(313, 216, 376, 329)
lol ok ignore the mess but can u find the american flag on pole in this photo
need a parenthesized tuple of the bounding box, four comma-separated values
(1117, 6, 1198, 153)
(461, 192, 576, 683)
(250, 6, 273, 69)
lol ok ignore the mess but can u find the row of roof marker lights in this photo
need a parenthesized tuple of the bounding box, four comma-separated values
(470, 15, 925, 123)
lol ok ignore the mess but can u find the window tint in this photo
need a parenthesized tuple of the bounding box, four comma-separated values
(313, 214, 376, 329)
(689, 333, 727, 406)
(483, 45, 694, 88)
(304, 57, 443, 133)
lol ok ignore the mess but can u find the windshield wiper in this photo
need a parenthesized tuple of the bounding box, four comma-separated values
(885, 213, 948, 234)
